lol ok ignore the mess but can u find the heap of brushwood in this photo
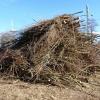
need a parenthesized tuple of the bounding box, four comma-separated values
(0, 14, 99, 87)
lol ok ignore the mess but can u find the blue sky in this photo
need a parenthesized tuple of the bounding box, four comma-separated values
(0, 0, 100, 33)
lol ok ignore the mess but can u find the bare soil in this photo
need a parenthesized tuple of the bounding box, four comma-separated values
(0, 73, 100, 100)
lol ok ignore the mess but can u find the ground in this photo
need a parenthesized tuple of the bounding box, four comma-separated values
(0, 73, 100, 100)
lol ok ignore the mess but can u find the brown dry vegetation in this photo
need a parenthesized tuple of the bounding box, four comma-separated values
(0, 14, 100, 100)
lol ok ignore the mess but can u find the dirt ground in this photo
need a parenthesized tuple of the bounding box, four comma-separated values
(0, 73, 100, 100)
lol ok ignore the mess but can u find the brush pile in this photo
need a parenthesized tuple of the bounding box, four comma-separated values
(0, 14, 99, 87)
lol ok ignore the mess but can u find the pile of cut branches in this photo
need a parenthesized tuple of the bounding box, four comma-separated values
(0, 14, 99, 87)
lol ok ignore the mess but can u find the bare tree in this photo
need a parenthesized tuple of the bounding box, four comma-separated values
(88, 18, 98, 34)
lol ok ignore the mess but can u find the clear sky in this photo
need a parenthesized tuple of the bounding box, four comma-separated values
(0, 0, 100, 33)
